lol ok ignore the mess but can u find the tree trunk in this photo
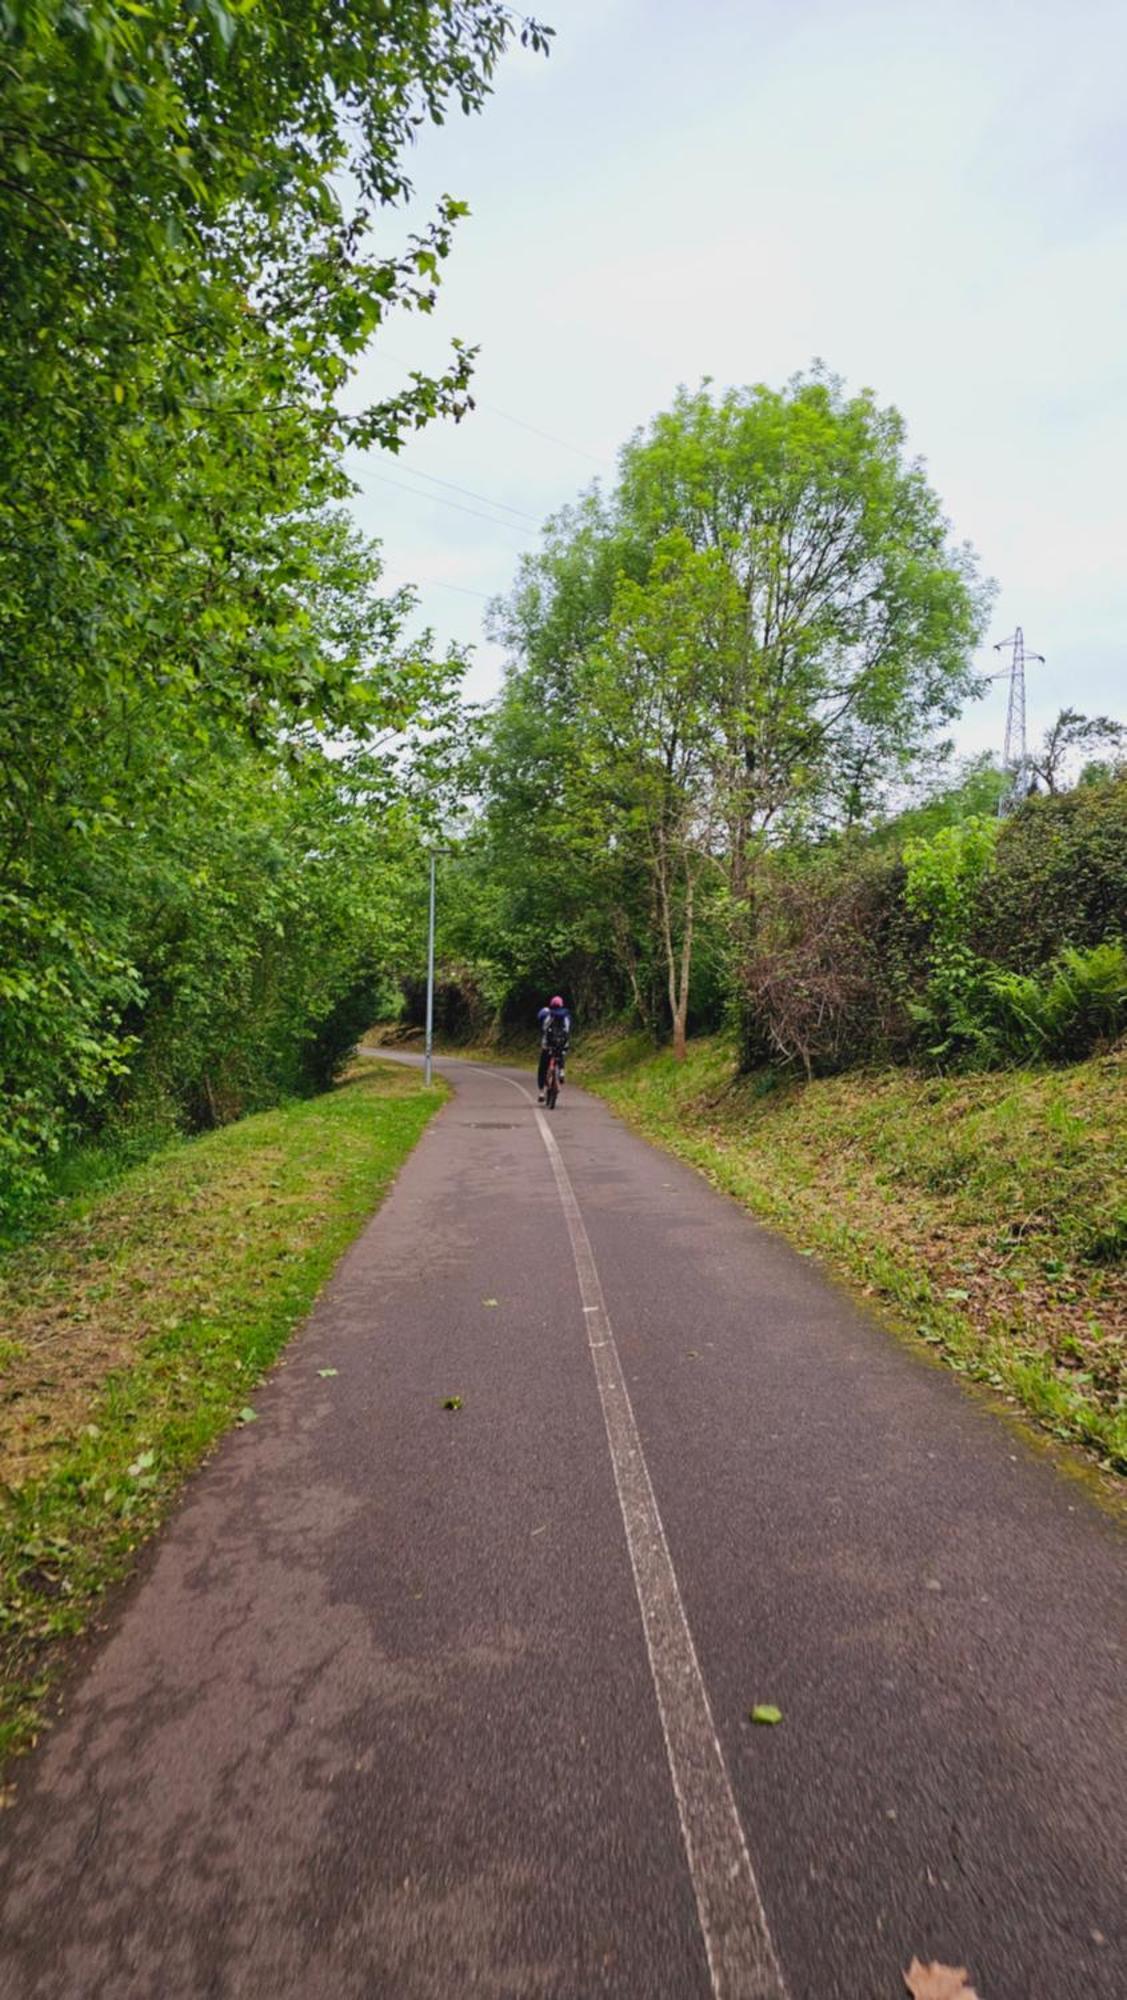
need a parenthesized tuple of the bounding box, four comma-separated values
(654, 822, 696, 1062)
(611, 903, 651, 1032)
(732, 832, 767, 1074)
(671, 874, 694, 1061)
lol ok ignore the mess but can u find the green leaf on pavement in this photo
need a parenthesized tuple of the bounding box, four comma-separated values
(317, 1368, 339, 1378)
(749, 1703, 783, 1725)
(237, 1406, 258, 1424)
(443, 1395, 463, 1411)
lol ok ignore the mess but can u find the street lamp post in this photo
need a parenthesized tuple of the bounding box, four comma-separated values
(424, 846, 437, 1087)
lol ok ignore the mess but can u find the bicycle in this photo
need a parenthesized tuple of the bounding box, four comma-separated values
(543, 1049, 562, 1110)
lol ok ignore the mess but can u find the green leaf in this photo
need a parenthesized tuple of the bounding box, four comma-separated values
(237, 1406, 258, 1424)
(317, 1367, 338, 1378)
(749, 1703, 783, 1726)
(442, 1395, 463, 1411)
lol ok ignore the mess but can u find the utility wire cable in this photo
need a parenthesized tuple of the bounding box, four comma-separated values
(371, 346, 611, 470)
(386, 573, 495, 602)
(347, 455, 544, 527)
(472, 395, 609, 469)
(349, 464, 533, 547)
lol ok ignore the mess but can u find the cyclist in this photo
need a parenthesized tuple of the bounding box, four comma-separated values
(537, 995, 571, 1103)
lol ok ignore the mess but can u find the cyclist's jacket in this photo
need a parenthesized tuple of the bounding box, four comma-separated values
(538, 1003, 571, 1053)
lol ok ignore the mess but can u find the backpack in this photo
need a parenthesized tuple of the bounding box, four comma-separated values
(544, 1010, 569, 1053)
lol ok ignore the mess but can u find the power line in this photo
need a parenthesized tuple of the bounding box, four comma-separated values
(345, 454, 543, 528)
(372, 346, 611, 470)
(392, 574, 495, 602)
(346, 454, 543, 528)
(349, 464, 533, 547)
(471, 396, 609, 469)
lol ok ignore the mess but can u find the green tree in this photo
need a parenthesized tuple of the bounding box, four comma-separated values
(2, 0, 552, 463)
(0, 512, 462, 1218)
(866, 753, 1009, 850)
(577, 536, 739, 1057)
(478, 370, 991, 1049)
(0, 0, 551, 1218)
(1030, 708, 1125, 795)
(616, 372, 993, 865)
(457, 495, 655, 1027)
(2, 0, 553, 783)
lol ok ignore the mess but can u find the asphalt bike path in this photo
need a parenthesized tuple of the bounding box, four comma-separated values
(0, 1057, 1122, 1997)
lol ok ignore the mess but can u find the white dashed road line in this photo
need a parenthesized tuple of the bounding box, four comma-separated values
(532, 1103, 788, 2000)
(446, 1057, 789, 1998)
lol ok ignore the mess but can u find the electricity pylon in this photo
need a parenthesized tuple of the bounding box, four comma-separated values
(992, 628, 1043, 814)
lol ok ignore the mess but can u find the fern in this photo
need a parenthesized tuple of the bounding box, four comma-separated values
(984, 940, 1127, 1063)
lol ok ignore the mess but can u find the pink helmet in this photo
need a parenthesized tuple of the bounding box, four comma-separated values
(550, 995, 564, 1008)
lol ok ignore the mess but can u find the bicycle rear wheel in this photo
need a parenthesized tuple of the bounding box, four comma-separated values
(545, 1062, 559, 1110)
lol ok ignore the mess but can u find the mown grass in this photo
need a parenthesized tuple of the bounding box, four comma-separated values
(0, 1060, 445, 1768)
(586, 1035, 1126, 1477)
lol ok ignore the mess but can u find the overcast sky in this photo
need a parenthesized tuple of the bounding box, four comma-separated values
(346, 0, 1126, 764)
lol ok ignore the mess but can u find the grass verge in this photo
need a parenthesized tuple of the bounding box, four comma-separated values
(0, 1060, 445, 1769)
(584, 1035, 1126, 1480)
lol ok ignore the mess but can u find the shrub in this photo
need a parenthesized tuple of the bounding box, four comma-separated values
(741, 852, 912, 1075)
(902, 816, 1001, 1063)
(974, 776, 1127, 969)
(0, 886, 142, 1221)
(737, 779, 1127, 1076)
(300, 970, 395, 1091)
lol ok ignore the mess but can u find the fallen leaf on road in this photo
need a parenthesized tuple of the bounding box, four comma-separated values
(904, 1959, 981, 1998)
(443, 1395, 463, 1411)
(749, 1704, 783, 1725)
(237, 1406, 258, 1425)
(317, 1368, 338, 1378)
(482, 1298, 499, 1307)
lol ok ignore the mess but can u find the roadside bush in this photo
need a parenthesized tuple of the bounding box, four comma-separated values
(737, 777, 1126, 1077)
(903, 786, 1127, 1066)
(401, 969, 493, 1042)
(901, 816, 1001, 1062)
(974, 777, 1127, 968)
(300, 970, 396, 1092)
(741, 852, 912, 1075)
(0, 886, 142, 1221)
(0, 750, 425, 1227)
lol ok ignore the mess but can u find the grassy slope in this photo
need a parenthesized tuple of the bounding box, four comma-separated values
(0, 1060, 445, 1767)
(585, 1035, 1126, 1477)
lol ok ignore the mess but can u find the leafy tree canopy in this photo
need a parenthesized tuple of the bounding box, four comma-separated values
(1030, 708, 1125, 796)
(0, 0, 552, 1217)
(470, 370, 993, 1045)
(612, 372, 994, 841)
